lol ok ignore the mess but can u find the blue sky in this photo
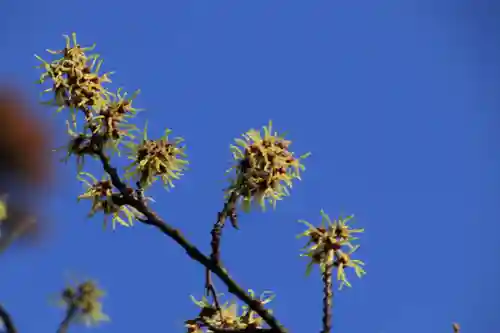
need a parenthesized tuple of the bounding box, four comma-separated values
(1, 1, 499, 333)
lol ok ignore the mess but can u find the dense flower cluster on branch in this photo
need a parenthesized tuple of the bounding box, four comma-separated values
(185, 290, 275, 333)
(226, 121, 310, 213)
(59, 280, 109, 327)
(298, 211, 366, 289)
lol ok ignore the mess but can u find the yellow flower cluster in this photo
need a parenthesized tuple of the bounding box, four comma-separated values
(227, 121, 310, 212)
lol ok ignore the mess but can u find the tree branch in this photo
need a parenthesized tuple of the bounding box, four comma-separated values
(57, 303, 78, 333)
(205, 192, 237, 314)
(95, 149, 288, 333)
(321, 260, 333, 333)
(0, 303, 17, 333)
(211, 192, 239, 266)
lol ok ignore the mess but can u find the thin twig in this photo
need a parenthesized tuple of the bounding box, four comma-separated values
(210, 191, 238, 265)
(95, 149, 287, 333)
(57, 303, 78, 333)
(206, 282, 224, 323)
(0, 303, 17, 333)
(206, 192, 237, 295)
(205, 192, 238, 321)
(321, 258, 333, 333)
(205, 211, 226, 297)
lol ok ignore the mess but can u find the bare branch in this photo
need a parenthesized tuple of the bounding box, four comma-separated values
(205, 192, 237, 311)
(321, 261, 333, 333)
(211, 192, 239, 264)
(56, 303, 78, 333)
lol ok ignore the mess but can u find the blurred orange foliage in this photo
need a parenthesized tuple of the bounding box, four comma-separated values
(0, 84, 53, 251)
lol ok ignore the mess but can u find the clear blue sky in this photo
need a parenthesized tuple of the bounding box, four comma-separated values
(1, 1, 499, 333)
